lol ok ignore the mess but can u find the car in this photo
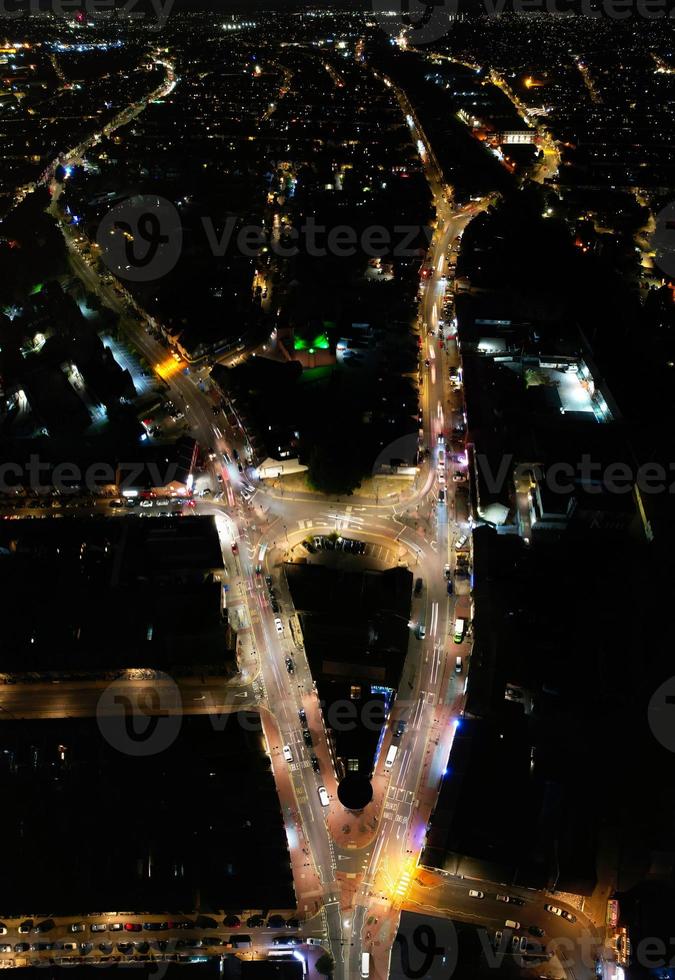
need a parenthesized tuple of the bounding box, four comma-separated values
(70, 924, 86, 933)
(246, 916, 265, 929)
(417, 622, 426, 639)
(519, 937, 529, 952)
(393, 719, 406, 738)
(265, 576, 273, 588)
(444, 563, 451, 579)
(511, 936, 520, 953)
(302, 729, 313, 746)
(310, 755, 320, 772)
(117, 943, 133, 955)
(267, 916, 286, 930)
(79, 943, 93, 955)
(447, 579, 453, 595)
(454, 533, 468, 550)
(140, 499, 153, 508)
(231, 541, 238, 554)
(318, 786, 330, 807)
(283, 745, 293, 763)
(528, 925, 545, 937)
(438, 489, 446, 503)
(14, 944, 29, 953)
(223, 915, 241, 928)
(561, 910, 576, 923)
(274, 618, 283, 634)
(504, 920, 521, 930)
(0, 945, 11, 953)
(298, 708, 307, 725)
(468, 890, 484, 899)
(19, 923, 32, 935)
(271, 600, 280, 614)
(544, 905, 563, 917)
(508, 897, 525, 907)
(414, 578, 423, 595)
(285, 657, 294, 674)
(109, 924, 123, 932)
(0, 927, 7, 937)
(453, 471, 465, 482)
(496, 895, 510, 903)
(124, 924, 142, 932)
(98, 942, 113, 953)
(494, 931, 503, 950)
(91, 924, 107, 932)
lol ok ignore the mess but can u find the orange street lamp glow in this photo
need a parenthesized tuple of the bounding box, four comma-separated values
(156, 356, 184, 380)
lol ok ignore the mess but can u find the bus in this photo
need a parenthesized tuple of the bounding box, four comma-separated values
(361, 953, 370, 978)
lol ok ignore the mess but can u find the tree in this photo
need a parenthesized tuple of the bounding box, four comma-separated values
(315, 953, 334, 977)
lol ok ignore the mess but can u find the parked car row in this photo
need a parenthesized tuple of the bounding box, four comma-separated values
(303, 536, 367, 555)
(265, 575, 280, 614)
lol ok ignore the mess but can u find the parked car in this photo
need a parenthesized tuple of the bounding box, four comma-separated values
(528, 925, 545, 937)
(468, 890, 484, 899)
(70, 924, 86, 934)
(124, 924, 142, 932)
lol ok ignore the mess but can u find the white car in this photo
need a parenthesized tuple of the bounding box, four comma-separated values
(454, 533, 468, 550)
(274, 618, 283, 634)
(318, 786, 330, 807)
(468, 890, 484, 899)
(140, 500, 153, 509)
(282, 745, 293, 763)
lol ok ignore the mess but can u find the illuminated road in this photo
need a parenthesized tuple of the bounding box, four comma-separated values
(0, 41, 579, 980)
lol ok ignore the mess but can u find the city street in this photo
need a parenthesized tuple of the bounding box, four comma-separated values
(0, 42, 605, 980)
